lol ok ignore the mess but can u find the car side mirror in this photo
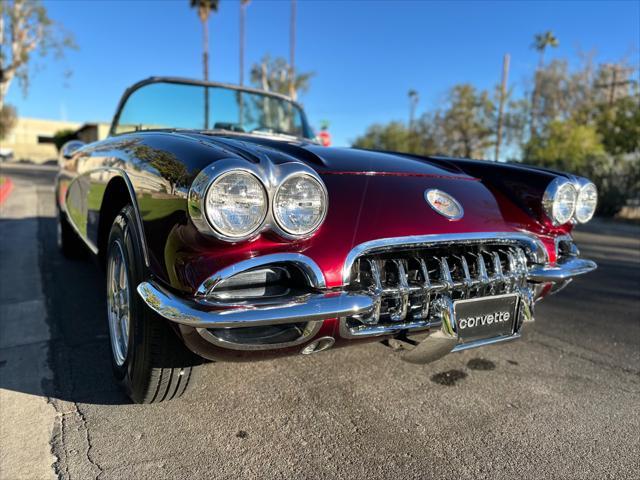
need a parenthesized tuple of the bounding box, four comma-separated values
(60, 140, 86, 161)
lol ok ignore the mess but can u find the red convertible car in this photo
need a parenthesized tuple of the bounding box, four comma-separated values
(56, 77, 597, 403)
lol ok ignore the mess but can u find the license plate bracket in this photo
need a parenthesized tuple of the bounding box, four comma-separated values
(454, 293, 519, 342)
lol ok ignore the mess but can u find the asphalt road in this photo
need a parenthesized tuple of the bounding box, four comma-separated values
(1, 164, 639, 480)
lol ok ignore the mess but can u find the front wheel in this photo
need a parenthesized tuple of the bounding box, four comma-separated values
(106, 205, 200, 403)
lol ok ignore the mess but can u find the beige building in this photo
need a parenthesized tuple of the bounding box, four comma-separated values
(76, 122, 111, 144)
(1, 117, 110, 164)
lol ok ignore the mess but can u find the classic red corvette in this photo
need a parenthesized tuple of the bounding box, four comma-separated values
(56, 77, 597, 403)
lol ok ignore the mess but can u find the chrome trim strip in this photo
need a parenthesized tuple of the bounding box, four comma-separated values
(196, 253, 327, 296)
(527, 257, 597, 282)
(62, 208, 99, 255)
(342, 231, 548, 285)
(138, 280, 373, 328)
(64, 167, 151, 266)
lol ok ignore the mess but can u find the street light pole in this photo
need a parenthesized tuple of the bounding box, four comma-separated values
(495, 53, 510, 162)
(289, 0, 296, 100)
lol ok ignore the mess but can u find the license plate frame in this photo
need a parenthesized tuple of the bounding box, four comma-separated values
(454, 293, 519, 343)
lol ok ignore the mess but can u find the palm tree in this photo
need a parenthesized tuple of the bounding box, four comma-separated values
(530, 31, 559, 137)
(239, 0, 250, 85)
(250, 55, 313, 97)
(533, 31, 559, 69)
(190, 0, 219, 81)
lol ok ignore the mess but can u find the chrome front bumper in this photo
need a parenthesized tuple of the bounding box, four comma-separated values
(138, 282, 375, 328)
(138, 257, 596, 329)
(137, 231, 597, 360)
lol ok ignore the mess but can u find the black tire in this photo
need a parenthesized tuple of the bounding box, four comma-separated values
(57, 209, 87, 259)
(106, 205, 200, 404)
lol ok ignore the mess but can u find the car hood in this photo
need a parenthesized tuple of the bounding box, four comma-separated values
(181, 132, 472, 178)
(168, 132, 546, 288)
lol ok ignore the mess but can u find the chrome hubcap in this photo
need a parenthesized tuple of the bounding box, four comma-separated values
(107, 240, 130, 366)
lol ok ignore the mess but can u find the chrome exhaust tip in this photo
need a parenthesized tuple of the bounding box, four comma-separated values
(301, 336, 335, 355)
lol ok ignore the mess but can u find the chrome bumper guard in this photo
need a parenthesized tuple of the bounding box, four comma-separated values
(527, 257, 597, 282)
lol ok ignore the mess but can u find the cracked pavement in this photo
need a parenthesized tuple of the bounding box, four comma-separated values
(0, 164, 638, 479)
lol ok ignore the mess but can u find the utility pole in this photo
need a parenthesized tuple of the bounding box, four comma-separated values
(595, 64, 636, 108)
(408, 89, 419, 130)
(495, 53, 510, 162)
(202, 15, 209, 81)
(239, 0, 249, 86)
(289, 0, 297, 100)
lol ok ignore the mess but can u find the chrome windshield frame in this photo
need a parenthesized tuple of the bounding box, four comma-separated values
(109, 76, 314, 140)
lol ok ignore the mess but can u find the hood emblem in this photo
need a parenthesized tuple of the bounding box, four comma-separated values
(424, 189, 464, 220)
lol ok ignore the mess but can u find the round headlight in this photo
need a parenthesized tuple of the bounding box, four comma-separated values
(575, 182, 597, 223)
(543, 178, 577, 226)
(274, 174, 327, 236)
(205, 170, 268, 239)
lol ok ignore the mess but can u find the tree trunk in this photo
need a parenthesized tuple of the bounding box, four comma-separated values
(529, 51, 545, 139)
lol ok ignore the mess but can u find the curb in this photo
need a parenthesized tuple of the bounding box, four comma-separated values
(0, 177, 14, 205)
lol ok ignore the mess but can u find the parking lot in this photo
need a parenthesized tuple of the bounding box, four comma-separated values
(1, 164, 639, 479)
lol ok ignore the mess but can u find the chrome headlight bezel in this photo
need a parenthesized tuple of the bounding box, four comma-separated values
(188, 159, 328, 242)
(203, 169, 269, 240)
(273, 172, 329, 238)
(573, 179, 598, 224)
(189, 162, 269, 242)
(542, 177, 578, 226)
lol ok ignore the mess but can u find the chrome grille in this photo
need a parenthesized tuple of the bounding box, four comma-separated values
(344, 243, 531, 337)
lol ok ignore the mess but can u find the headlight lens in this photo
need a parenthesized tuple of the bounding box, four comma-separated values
(575, 182, 598, 223)
(205, 170, 268, 238)
(544, 178, 577, 226)
(274, 174, 327, 236)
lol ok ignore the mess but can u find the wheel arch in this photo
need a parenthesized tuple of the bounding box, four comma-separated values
(96, 173, 151, 268)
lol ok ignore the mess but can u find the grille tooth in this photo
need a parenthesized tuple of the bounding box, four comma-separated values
(414, 258, 431, 320)
(460, 255, 472, 298)
(387, 259, 410, 322)
(361, 259, 382, 325)
(439, 257, 454, 290)
(491, 251, 505, 293)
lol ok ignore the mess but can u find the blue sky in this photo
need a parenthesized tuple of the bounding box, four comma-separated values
(6, 0, 639, 147)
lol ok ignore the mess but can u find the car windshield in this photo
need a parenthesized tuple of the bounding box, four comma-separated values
(113, 80, 313, 139)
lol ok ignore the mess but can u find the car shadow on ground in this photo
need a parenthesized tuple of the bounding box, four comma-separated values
(35, 216, 134, 405)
